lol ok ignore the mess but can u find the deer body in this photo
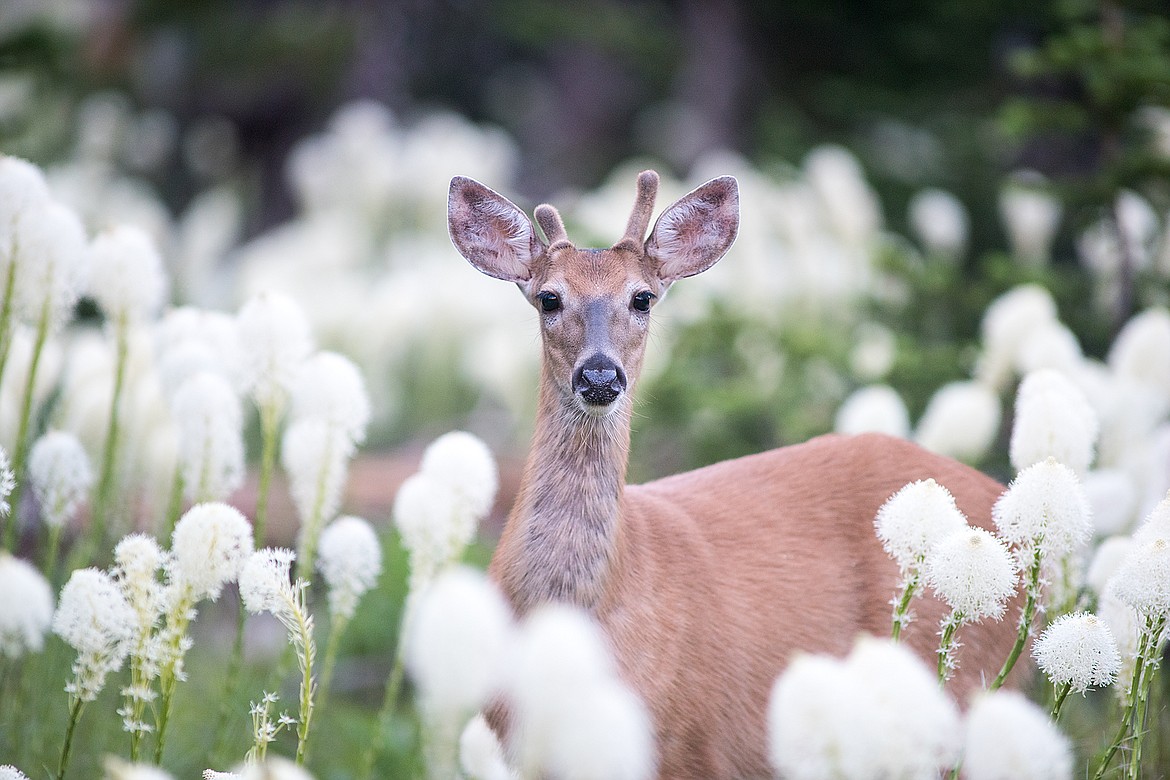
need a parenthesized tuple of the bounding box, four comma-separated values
(448, 172, 1018, 778)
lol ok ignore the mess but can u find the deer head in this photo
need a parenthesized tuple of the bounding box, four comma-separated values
(448, 170, 739, 416)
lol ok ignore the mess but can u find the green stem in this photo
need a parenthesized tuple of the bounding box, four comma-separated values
(87, 317, 130, 563)
(0, 259, 18, 392)
(253, 401, 281, 548)
(891, 564, 922, 642)
(990, 546, 1042, 691)
(163, 463, 184, 541)
(126, 651, 151, 762)
(56, 695, 85, 780)
(153, 590, 195, 765)
(1127, 615, 1165, 780)
(360, 649, 407, 780)
(43, 522, 63, 588)
(294, 431, 335, 584)
(1093, 619, 1158, 780)
(937, 612, 962, 684)
(3, 297, 50, 551)
(210, 598, 248, 767)
(1051, 681, 1073, 721)
(317, 614, 350, 715)
(292, 589, 316, 766)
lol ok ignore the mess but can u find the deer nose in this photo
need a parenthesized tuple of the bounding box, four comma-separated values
(573, 354, 626, 406)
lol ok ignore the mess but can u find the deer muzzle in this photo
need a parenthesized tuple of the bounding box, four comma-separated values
(573, 353, 626, 407)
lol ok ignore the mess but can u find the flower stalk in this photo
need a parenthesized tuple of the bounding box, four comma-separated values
(991, 545, 1042, 691)
(3, 297, 50, 550)
(88, 315, 131, 563)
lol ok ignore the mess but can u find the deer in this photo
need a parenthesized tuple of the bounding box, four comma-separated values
(447, 170, 1021, 778)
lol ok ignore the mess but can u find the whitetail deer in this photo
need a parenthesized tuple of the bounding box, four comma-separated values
(448, 171, 1020, 778)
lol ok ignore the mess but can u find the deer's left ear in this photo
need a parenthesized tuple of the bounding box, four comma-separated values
(645, 176, 739, 283)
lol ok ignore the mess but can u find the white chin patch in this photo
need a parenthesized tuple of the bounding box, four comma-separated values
(576, 396, 620, 416)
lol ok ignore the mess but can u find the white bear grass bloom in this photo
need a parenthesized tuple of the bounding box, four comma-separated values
(283, 350, 371, 581)
(171, 502, 254, 601)
(368, 433, 499, 774)
(873, 478, 968, 638)
(908, 187, 968, 261)
(963, 690, 1072, 780)
(913, 380, 1002, 464)
(154, 503, 254, 763)
(975, 284, 1059, 389)
(290, 350, 371, 447)
(314, 515, 383, 710)
(103, 756, 176, 780)
(924, 526, 1018, 681)
(989, 457, 1093, 690)
(768, 636, 961, 780)
(0, 766, 29, 780)
(1009, 368, 1098, 475)
(993, 457, 1093, 589)
(406, 567, 513, 779)
(203, 756, 315, 780)
(236, 290, 313, 546)
(508, 604, 655, 780)
(460, 714, 517, 780)
(281, 418, 352, 578)
(0, 552, 54, 659)
(52, 567, 135, 779)
(53, 567, 135, 702)
(1032, 612, 1121, 720)
(87, 225, 168, 325)
(111, 533, 170, 758)
(0, 444, 14, 520)
(833, 384, 910, 438)
(239, 548, 317, 767)
(27, 430, 92, 528)
(171, 371, 245, 505)
(419, 430, 499, 523)
(236, 290, 313, 414)
(393, 471, 470, 595)
(1095, 498, 1170, 777)
(27, 430, 93, 577)
(317, 515, 383, 621)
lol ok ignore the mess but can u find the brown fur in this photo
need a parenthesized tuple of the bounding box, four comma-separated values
(449, 172, 1022, 779)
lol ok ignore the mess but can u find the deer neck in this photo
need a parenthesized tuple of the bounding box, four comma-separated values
(501, 364, 632, 613)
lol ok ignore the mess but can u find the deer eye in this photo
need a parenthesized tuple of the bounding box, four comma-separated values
(631, 291, 654, 312)
(538, 291, 561, 312)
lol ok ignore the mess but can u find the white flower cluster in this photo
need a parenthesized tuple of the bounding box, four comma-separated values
(239, 548, 301, 624)
(406, 567, 512, 722)
(506, 603, 655, 780)
(1010, 369, 1098, 474)
(53, 567, 135, 702)
(27, 430, 93, 529)
(993, 458, 1093, 597)
(768, 637, 961, 779)
(0, 552, 53, 658)
(171, 371, 245, 503)
(0, 445, 13, 518)
(924, 527, 1017, 623)
(395, 431, 498, 591)
(874, 478, 968, 574)
(87, 224, 168, 325)
(236, 290, 313, 414)
(963, 690, 1072, 780)
(1032, 612, 1121, 694)
(315, 515, 382, 621)
(171, 502, 254, 601)
(1106, 495, 1170, 620)
(280, 349, 370, 570)
(112, 533, 170, 737)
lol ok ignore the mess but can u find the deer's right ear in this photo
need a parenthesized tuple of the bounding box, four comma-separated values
(448, 176, 541, 283)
